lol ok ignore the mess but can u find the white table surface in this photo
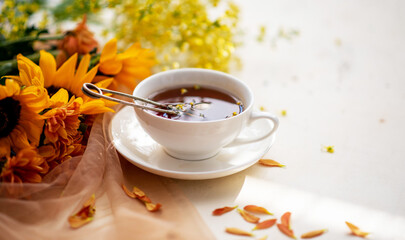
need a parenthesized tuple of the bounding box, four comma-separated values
(173, 1, 405, 239)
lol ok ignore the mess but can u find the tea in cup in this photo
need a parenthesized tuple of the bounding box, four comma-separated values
(133, 68, 279, 160)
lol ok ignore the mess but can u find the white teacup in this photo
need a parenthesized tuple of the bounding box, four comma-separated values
(133, 68, 279, 160)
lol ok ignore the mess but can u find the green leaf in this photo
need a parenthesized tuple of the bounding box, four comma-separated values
(0, 76, 7, 85)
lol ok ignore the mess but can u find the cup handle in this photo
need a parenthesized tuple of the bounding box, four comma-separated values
(226, 111, 279, 147)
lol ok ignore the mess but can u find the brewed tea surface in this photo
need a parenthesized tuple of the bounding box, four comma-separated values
(147, 85, 243, 121)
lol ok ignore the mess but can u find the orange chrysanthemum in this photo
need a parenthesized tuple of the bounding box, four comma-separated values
(38, 136, 83, 170)
(0, 79, 49, 157)
(0, 147, 49, 183)
(57, 15, 98, 66)
(41, 88, 82, 145)
(98, 38, 156, 90)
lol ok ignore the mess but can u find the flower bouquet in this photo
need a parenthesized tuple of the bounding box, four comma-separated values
(0, 16, 155, 187)
(0, 1, 241, 237)
(0, 0, 239, 192)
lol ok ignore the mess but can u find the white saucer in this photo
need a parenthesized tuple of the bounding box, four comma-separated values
(109, 106, 276, 180)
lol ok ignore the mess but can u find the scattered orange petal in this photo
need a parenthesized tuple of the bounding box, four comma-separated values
(212, 205, 238, 216)
(138, 195, 152, 203)
(257, 235, 267, 240)
(281, 212, 292, 228)
(277, 224, 296, 239)
(238, 208, 260, 223)
(68, 194, 96, 229)
(145, 202, 162, 212)
(301, 229, 328, 238)
(132, 186, 146, 198)
(123, 184, 161, 212)
(258, 159, 285, 168)
(244, 205, 273, 215)
(225, 227, 254, 237)
(253, 219, 277, 230)
(346, 221, 369, 238)
(122, 184, 136, 198)
(132, 186, 152, 203)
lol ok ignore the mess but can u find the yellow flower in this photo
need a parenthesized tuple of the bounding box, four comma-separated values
(0, 147, 48, 183)
(0, 79, 49, 157)
(10, 51, 114, 115)
(98, 38, 156, 91)
(112, 0, 240, 72)
(281, 110, 287, 116)
(41, 88, 82, 145)
(324, 146, 334, 153)
(35, 90, 86, 169)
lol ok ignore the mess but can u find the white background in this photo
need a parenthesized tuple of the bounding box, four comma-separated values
(175, 1, 405, 239)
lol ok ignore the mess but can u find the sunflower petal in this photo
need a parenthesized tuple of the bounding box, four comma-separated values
(50, 88, 69, 105)
(99, 58, 122, 75)
(16, 54, 44, 87)
(71, 64, 99, 97)
(54, 53, 78, 89)
(39, 50, 57, 88)
(80, 100, 114, 115)
(94, 77, 113, 89)
(100, 38, 117, 62)
(18, 86, 49, 113)
(0, 79, 20, 99)
(75, 54, 91, 80)
(3, 76, 23, 87)
(120, 42, 142, 58)
(74, 97, 84, 105)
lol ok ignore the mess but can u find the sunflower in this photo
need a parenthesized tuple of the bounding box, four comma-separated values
(10, 50, 114, 115)
(0, 79, 49, 157)
(97, 38, 156, 91)
(0, 147, 49, 183)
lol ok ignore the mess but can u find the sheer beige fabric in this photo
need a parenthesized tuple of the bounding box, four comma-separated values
(0, 111, 215, 240)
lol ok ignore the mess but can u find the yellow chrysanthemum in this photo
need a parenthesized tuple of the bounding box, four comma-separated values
(98, 38, 156, 90)
(11, 51, 114, 115)
(0, 79, 49, 157)
(0, 147, 49, 183)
